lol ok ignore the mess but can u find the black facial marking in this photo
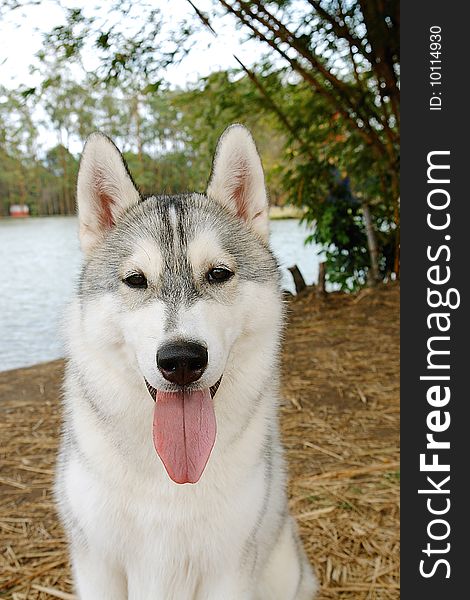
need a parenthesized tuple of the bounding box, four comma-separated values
(153, 200, 202, 332)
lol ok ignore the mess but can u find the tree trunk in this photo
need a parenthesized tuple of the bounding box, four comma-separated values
(317, 262, 326, 297)
(288, 265, 307, 294)
(393, 196, 400, 278)
(362, 202, 380, 286)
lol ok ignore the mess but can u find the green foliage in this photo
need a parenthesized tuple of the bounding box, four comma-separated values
(270, 74, 397, 289)
(298, 173, 395, 290)
(212, 0, 400, 288)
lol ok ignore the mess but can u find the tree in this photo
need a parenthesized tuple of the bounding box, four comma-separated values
(208, 0, 400, 275)
(212, 1, 399, 174)
(44, 144, 79, 214)
(262, 73, 397, 288)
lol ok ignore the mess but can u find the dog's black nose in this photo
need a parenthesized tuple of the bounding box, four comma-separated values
(157, 341, 208, 386)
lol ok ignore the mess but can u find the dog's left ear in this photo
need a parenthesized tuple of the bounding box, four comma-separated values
(77, 132, 141, 254)
(207, 124, 269, 241)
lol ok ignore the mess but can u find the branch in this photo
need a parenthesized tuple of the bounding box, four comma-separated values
(307, 0, 370, 59)
(186, 0, 316, 160)
(357, 0, 400, 126)
(185, 0, 217, 36)
(246, 0, 392, 139)
(218, 0, 390, 162)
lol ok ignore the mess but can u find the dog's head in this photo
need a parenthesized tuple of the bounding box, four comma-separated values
(75, 125, 282, 483)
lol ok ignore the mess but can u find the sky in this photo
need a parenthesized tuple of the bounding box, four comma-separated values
(0, 0, 259, 90)
(0, 0, 262, 151)
(0, 0, 268, 154)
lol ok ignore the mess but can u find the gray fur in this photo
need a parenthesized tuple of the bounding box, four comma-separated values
(79, 193, 279, 306)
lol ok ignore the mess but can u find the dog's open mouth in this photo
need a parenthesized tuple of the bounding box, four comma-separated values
(145, 376, 222, 485)
(145, 376, 222, 401)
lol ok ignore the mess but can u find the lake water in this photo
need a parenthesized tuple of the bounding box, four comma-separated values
(0, 216, 322, 372)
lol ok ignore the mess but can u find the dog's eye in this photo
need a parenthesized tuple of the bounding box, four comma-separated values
(123, 273, 148, 289)
(207, 267, 234, 283)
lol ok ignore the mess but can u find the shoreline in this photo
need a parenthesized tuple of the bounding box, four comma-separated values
(0, 359, 65, 377)
(1, 205, 306, 223)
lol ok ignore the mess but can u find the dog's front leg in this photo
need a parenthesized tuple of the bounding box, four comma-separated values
(72, 547, 127, 600)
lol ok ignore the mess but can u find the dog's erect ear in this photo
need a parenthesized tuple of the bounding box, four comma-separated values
(207, 124, 269, 241)
(77, 132, 140, 254)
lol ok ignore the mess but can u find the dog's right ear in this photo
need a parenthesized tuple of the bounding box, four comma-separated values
(77, 132, 140, 254)
(207, 124, 269, 242)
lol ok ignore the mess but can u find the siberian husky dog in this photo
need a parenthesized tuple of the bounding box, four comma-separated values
(55, 124, 317, 599)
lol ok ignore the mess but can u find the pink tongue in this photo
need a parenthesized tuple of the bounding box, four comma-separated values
(153, 389, 216, 484)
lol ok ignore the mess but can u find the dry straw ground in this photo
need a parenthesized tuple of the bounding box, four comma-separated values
(0, 283, 399, 599)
